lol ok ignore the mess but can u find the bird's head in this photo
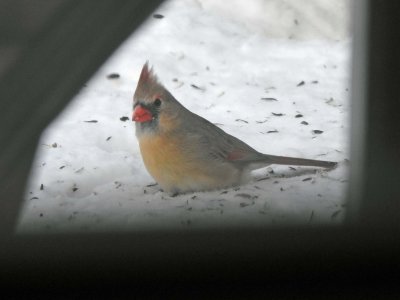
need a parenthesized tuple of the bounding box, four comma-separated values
(132, 62, 182, 134)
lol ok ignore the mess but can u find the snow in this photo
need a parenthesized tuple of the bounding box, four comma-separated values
(17, 0, 351, 233)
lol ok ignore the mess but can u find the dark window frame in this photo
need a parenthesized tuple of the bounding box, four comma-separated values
(0, 0, 399, 296)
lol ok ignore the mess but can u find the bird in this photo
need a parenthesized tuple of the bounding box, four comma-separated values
(132, 62, 337, 195)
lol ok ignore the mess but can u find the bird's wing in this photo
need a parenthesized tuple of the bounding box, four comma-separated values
(185, 111, 265, 165)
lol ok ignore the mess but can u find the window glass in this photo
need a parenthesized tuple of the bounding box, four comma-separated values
(18, 0, 351, 233)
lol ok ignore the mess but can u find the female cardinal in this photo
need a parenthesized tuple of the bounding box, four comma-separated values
(132, 62, 337, 194)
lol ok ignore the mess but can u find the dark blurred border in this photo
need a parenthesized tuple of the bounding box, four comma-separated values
(0, 0, 400, 297)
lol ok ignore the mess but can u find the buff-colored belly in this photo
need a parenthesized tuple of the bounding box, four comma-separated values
(138, 134, 240, 193)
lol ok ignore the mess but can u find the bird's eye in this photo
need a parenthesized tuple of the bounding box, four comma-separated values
(154, 98, 162, 107)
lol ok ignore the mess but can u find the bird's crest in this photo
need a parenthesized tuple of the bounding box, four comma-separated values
(138, 61, 159, 87)
(135, 61, 163, 99)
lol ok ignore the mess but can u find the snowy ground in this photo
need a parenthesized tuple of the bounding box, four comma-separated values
(17, 0, 351, 233)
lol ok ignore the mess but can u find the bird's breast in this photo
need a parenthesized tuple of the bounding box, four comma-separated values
(137, 133, 241, 193)
(138, 133, 182, 179)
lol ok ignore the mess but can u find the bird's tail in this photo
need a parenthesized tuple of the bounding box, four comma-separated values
(265, 154, 337, 169)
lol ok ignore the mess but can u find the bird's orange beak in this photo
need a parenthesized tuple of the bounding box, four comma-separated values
(133, 105, 153, 122)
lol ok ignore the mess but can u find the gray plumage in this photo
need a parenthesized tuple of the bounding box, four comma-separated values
(133, 62, 337, 194)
